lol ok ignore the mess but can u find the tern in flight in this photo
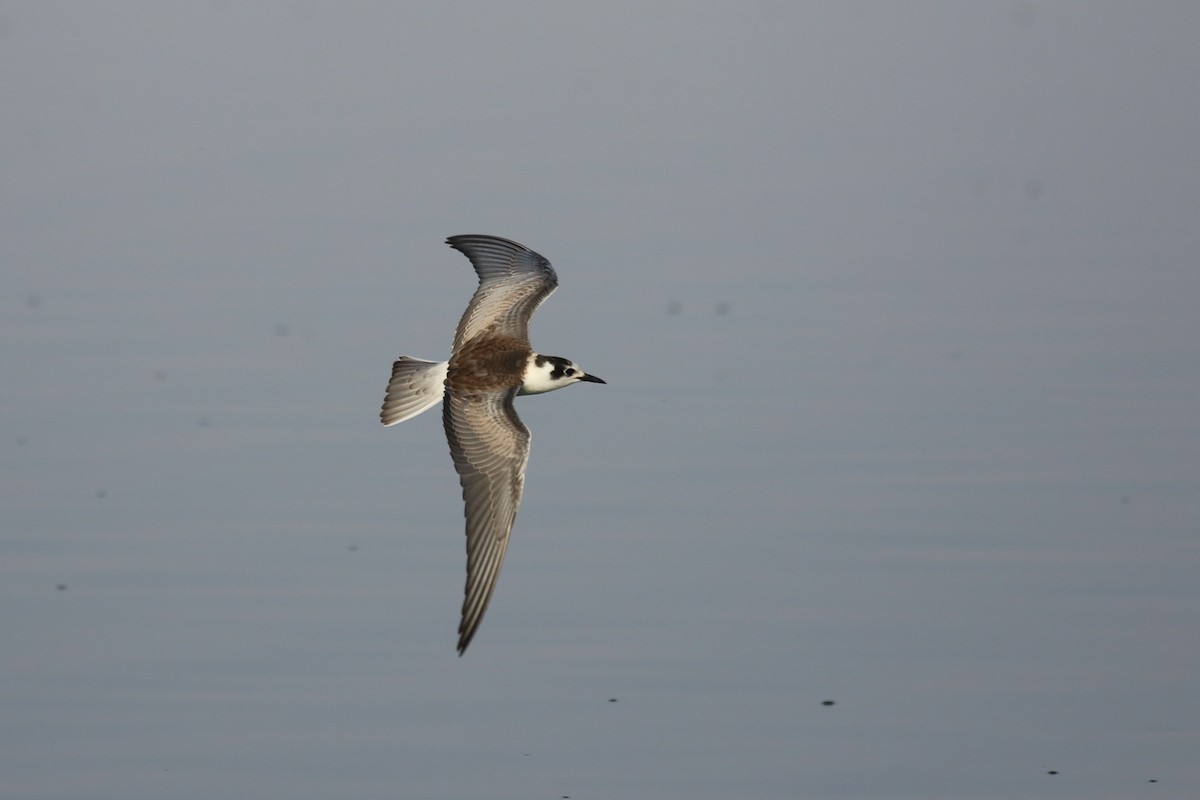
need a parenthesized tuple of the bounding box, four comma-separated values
(381, 235, 605, 653)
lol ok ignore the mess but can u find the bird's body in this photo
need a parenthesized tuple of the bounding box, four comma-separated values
(381, 235, 604, 654)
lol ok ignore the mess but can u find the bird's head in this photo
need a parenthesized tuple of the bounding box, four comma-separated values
(519, 354, 606, 395)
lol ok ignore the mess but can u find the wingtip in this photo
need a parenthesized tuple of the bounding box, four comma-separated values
(445, 234, 541, 260)
(446, 233, 521, 247)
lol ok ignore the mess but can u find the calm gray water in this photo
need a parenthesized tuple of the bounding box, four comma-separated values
(4, 4, 1199, 798)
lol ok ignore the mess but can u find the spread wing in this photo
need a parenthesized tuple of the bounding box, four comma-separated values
(446, 235, 558, 352)
(442, 386, 531, 654)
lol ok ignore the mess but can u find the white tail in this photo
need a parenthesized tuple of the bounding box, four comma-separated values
(380, 357, 449, 426)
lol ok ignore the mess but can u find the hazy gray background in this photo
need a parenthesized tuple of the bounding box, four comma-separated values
(3, 3, 1198, 798)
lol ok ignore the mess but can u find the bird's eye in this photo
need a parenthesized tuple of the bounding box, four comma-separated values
(565, 368, 575, 376)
